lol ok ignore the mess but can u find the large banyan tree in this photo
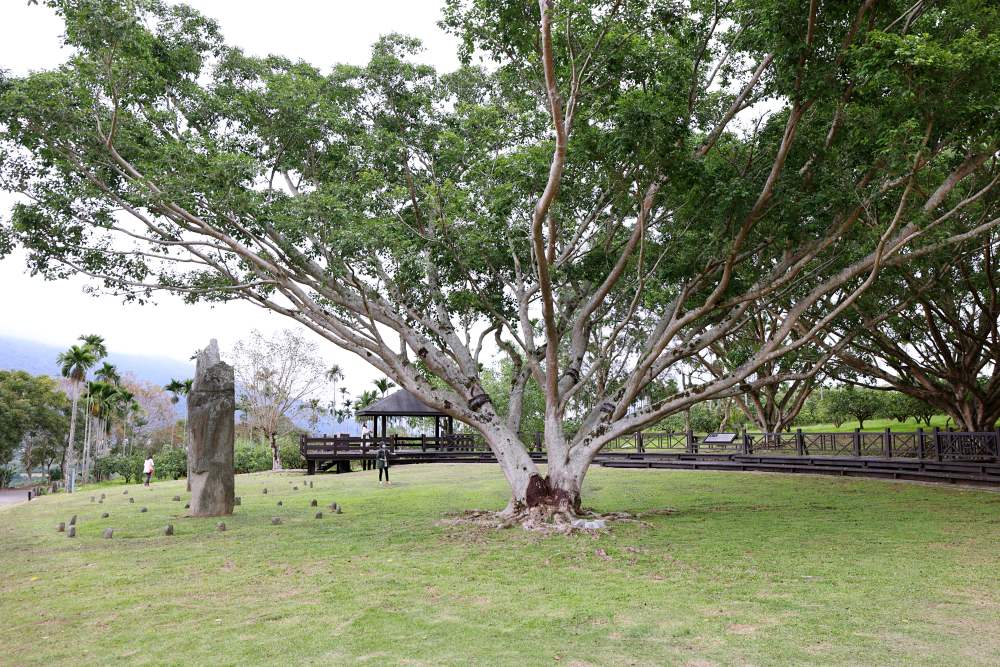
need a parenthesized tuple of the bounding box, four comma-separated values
(2, 0, 999, 520)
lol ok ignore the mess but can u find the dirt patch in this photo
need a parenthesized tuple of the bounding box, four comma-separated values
(726, 624, 757, 635)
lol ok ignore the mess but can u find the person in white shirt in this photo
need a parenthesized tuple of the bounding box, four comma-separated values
(143, 456, 155, 486)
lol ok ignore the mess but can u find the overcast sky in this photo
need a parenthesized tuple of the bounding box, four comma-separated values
(0, 1, 462, 390)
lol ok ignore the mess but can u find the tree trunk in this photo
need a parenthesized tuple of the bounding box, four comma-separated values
(271, 432, 282, 471)
(481, 424, 583, 519)
(64, 384, 81, 492)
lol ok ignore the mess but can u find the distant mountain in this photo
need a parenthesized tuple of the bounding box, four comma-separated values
(0, 334, 360, 435)
(0, 335, 195, 386)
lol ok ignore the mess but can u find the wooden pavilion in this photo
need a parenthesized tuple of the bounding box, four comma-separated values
(356, 389, 455, 440)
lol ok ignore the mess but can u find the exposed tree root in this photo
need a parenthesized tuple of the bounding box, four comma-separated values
(439, 506, 641, 534)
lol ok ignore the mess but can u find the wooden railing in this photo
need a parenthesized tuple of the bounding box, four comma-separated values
(303, 427, 1000, 462)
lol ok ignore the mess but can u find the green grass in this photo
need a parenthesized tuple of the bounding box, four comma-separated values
(2, 465, 999, 666)
(797, 415, 954, 433)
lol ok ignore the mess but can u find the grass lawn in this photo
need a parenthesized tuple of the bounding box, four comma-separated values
(2, 464, 998, 666)
(797, 415, 954, 433)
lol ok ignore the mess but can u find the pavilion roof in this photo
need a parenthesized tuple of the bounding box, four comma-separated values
(355, 389, 447, 418)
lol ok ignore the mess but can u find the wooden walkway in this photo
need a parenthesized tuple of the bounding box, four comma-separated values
(301, 432, 1000, 487)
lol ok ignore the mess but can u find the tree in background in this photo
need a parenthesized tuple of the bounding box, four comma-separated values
(353, 390, 379, 415)
(336, 387, 350, 423)
(120, 374, 173, 450)
(164, 378, 190, 447)
(826, 233, 1000, 431)
(884, 392, 936, 427)
(695, 305, 828, 433)
(373, 378, 396, 398)
(325, 365, 344, 415)
(821, 387, 886, 430)
(55, 344, 96, 491)
(0, 371, 70, 478)
(81, 361, 119, 480)
(232, 329, 328, 470)
(3, 1, 998, 520)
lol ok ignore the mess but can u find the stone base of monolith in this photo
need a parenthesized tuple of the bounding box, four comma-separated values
(187, 339, 235, 516)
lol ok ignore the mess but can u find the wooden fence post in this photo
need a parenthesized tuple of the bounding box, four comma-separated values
(883, 427, 892, 458)
(994, 429, 1000, 459)
(533, 432, 543, 452)
(933, 427, 942, 461)
(742, 429, 750, 454)
(795, 428, 805, 456)
(853, 428, 861, 457)
(916, 428, 925, 459)
(686, 430, 695, 454)
(636, 431, 645, 453)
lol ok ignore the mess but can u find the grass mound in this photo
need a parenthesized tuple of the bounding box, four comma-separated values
(1, 464, 998, 665)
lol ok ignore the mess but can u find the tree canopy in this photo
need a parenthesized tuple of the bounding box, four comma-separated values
(1, 0, 998, 517)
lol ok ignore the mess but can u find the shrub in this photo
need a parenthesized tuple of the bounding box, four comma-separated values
(93, 456, 118, 482)
(47, 466, 62, 481)
(99, 454, 144, 484)
(155, 447, 187, 480)
(234, 440, 271, 474)
(279, 440, 305, 469)
(0, 465, 14, 488)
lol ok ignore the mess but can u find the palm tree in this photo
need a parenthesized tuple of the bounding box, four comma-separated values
(354, 389, 379, 413)
(78, 337, 109, 483)
(79, 334, 108, 361)
(326, 364, 344, 413)
(165, 379, 186, 446)
(94, 361, 120, 386)
(57, 344, 97, 492)
(373, 378, 395, 397)
(334, 386, 351, 423)
(80, 363, 121, 481)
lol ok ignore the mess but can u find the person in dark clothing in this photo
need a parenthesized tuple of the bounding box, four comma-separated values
(376, 443, 390, 485)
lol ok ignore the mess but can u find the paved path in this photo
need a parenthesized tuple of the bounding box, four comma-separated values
(0, 488, 32, 506)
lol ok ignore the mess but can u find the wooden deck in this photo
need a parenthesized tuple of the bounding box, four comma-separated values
(299, 432, 1000, 487)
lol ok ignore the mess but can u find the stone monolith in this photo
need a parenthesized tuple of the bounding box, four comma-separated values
(187, 339, 235, 516)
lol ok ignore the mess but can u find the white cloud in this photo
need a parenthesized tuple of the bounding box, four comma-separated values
(0, 0, 463, 392)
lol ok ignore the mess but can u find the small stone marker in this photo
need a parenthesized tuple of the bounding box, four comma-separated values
(123, 490, 128, 495)
(100, 493, 105, 499)
(314, 512, 323, 519)
(336, 506, 342, 514)
(234, 497, 241, 506)
(129, 497, 135, 504)
(328, 502, 338, 511)
(164, 524, 174, 536)
(293, 486, 298, 490)
(271, 517, 282, 525)
(67, 526, 76, 538)
(310, 499, 318, 507)
(185, 503, 190, 509)
(90, 496, 95, 503)
(69, 515, 77, 526)
(216, 522, 226, 532)
(277, 501, 283, 506)
(140, 507, 148, 513)
(56, 522, 65, 532)
(172, 496, 181, 501)
(309, 481, 313, 489)
(101, 512, 109, 519)
(102, 528, 114, 539)
(262, 488, 267, 494)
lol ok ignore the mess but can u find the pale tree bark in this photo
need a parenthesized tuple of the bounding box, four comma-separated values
(63, 383, 80, 492)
